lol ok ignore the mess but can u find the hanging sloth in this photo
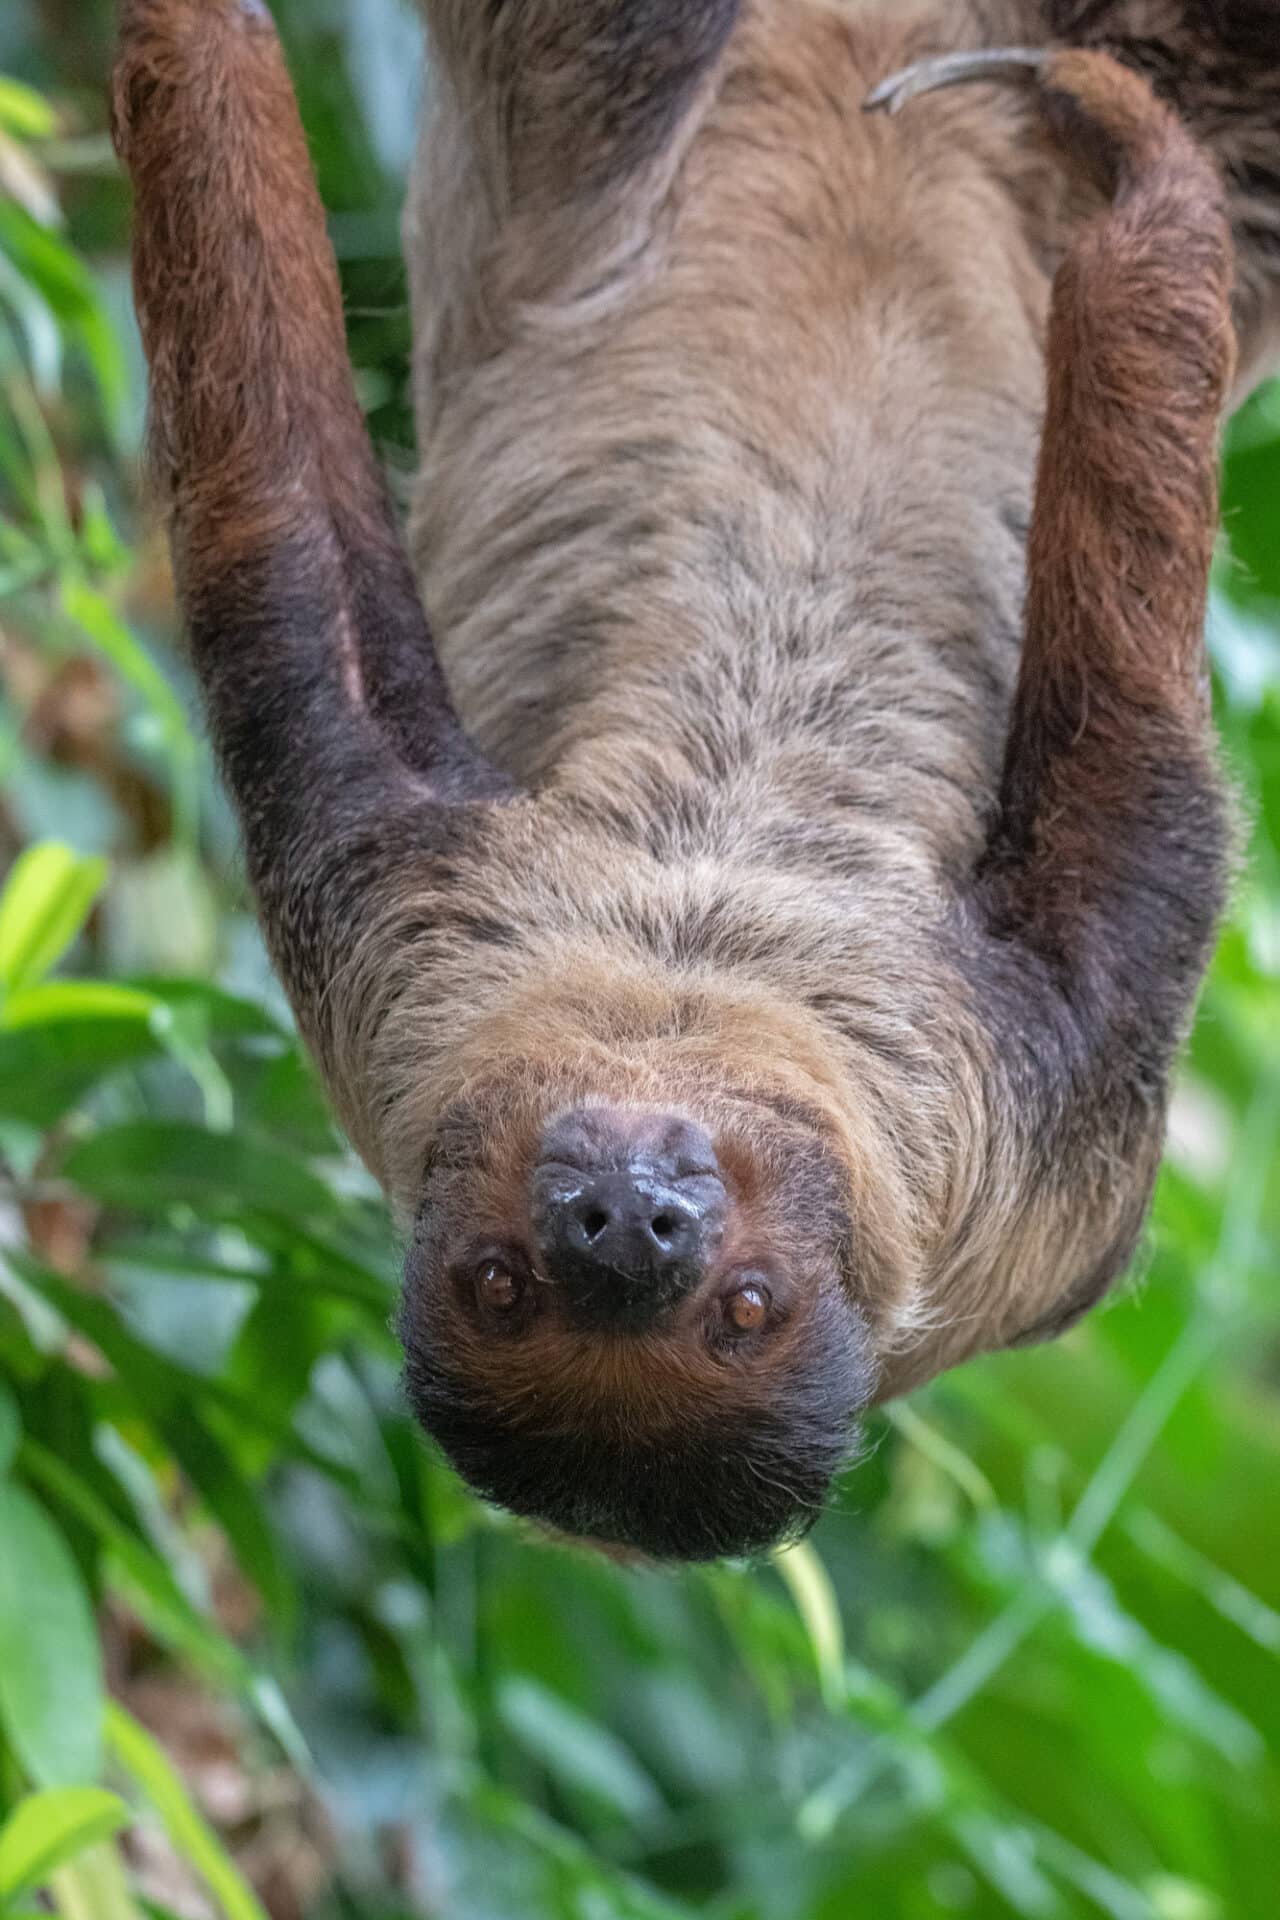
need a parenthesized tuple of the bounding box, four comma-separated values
(111, 0, 1279, 1559)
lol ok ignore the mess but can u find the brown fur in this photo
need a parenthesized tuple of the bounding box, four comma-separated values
(114, 0, 1276, 1558)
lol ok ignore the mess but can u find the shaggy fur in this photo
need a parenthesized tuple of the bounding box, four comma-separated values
(113, 0, 1277, 1559)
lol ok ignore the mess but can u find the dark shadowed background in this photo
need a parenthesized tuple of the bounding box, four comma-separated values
(1, 4, 1278, 1916)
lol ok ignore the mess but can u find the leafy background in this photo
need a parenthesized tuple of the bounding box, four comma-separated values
(1, 4, 1278, 1917)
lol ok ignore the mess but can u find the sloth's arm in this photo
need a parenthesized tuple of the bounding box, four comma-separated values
(871, 47, 1238, 1342)
(875, 49, 1235, 1335)
(981, 52, 1236, 1054)
(874, 47, 1237, 1042)
(419, 0, 741, 208)
(111, 2, 507, 1057)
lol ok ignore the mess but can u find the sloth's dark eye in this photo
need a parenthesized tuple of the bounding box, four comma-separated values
(723, 1279, 771, 1335)
(477, 1260, 523, 1315)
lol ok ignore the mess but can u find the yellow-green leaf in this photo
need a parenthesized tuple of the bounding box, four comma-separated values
(0, 78, 58, 142)
(49, 1842, 142, 1920)
(104, 1704, 268, 1920)
(0, 844, 107, 999)
(0, 1790, 127, 1903)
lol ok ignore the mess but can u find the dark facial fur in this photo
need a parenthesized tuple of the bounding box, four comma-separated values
(399, 1081, 875, 1560)
(114, 1, 1275, 1559)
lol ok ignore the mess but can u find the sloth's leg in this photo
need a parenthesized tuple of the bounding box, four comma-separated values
(112, 2, 508, 1054)
(420, 0, 742, 209)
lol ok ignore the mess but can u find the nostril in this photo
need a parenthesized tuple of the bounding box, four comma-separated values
(581, 1206, 610, 1242)
(650, 1212, 677, 1244)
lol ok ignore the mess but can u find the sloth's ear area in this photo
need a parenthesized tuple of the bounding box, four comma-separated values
(112, 0, 515, 1043)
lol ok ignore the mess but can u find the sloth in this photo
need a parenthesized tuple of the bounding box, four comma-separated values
(112, 1, 1279, 1560)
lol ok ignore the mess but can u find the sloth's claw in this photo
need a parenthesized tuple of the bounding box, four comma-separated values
(869, 46, 1184, 196)
(865, 48, 1048, 117)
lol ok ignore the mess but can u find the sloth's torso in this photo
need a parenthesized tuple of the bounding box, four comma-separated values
(404, 0, 1066, 915)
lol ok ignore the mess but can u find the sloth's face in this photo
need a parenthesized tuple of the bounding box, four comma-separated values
(399, 1074, 877, 1560)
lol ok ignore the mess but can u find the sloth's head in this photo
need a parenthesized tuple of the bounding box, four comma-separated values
(397, 986, 896, 1560)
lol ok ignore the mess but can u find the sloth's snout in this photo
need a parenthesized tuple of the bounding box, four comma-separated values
(531, 1109, 727, 1331)
(538, 1169, 709, 1312)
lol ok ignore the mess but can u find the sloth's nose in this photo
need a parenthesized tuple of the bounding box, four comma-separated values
(531, 1109, 727, 1330)
(539, 1170, 708, 1306)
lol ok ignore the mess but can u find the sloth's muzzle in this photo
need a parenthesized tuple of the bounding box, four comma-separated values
(530, 1109, 728, 1332)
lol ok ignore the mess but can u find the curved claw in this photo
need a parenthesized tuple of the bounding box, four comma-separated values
(865, 47, 1048, 118)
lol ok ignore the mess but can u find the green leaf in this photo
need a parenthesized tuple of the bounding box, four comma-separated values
(61, 1122, 345, 1229)
(100, 1237, 391, 1316)
(772, 1540, 847, 1711)
(1, 983, 160, 1030)
(0, 78, 59, 142)
(0, 1008, 161, 1129)
(0, 1482, 104, 1787)
(15, 1270, 297, 1627)
(59, 584, 198, 850)
(49, 1842, 143, 1920)
(0, 1381, 18, 1477)
(0, 201, 125, 421)
(951, 1810, 1063, 1919)
(0, 843, 107, 998)
(0, 1790, 129, 1903)
(17, 1439, 248, 1695)
(0, 983, 264, 1128)
(0, 984, 166, 1131)
(105, 1704, 268, 1920)
(0, 979, 288, 1128)
(498, 1679, 665, 1826)
(138, 979, 282, 1042)
(0, 202, 90, 315)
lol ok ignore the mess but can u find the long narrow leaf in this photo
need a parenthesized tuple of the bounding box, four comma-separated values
(0, 1482, 103, 1787)
(104, 1705, 268, 1920)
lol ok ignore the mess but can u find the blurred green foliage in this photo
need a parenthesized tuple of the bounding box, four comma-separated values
(1, 6, 1279, 1918)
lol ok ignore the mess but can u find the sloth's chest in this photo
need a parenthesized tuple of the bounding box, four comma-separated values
(434, 516, 1028, 880)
